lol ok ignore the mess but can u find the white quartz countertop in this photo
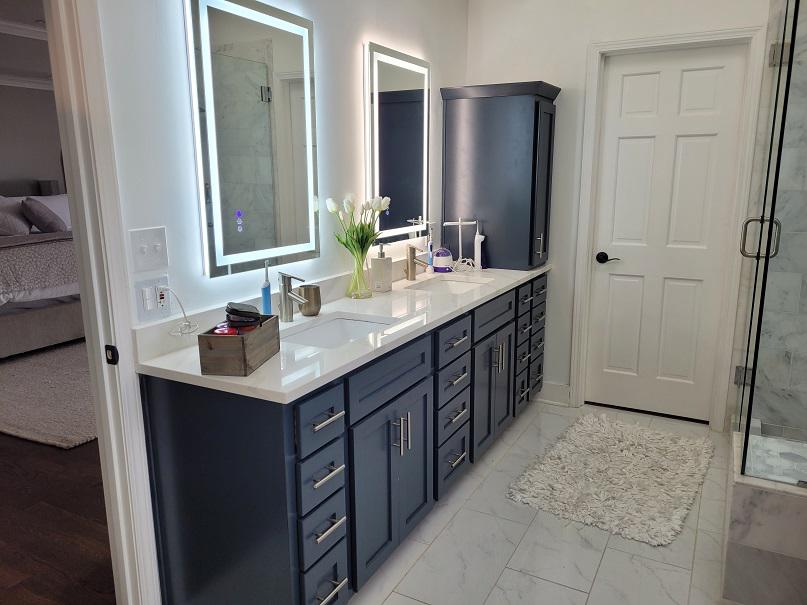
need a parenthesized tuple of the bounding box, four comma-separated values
(136, 266, 550, 404)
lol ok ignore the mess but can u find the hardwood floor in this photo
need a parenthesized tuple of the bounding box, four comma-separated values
(0, 433, 115, 604)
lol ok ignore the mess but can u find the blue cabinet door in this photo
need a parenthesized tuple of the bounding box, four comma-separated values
(396, 378, 434, 541)
(493, 323, 515, 432)
(350, 402, 400, 588)
(472, 333, 496, 461)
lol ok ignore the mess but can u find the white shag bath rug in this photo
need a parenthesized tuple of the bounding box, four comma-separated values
(508, 413, 713, 546)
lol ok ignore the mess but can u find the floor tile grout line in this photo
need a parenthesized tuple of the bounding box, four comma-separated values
(585, 540, 608, 605)
(503, 564, 591, 597)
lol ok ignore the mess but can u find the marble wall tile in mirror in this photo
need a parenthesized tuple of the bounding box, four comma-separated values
(364, 42, 430, 242)
(185, 0, 319, 277)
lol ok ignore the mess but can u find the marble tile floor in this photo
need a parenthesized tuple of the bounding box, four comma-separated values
(349, 401, 736, 605)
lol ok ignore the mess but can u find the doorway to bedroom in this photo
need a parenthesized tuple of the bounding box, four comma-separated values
(0, 1, 114, 602)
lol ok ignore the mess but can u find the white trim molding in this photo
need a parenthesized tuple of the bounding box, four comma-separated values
(570, 27, 766, 431)
(44, 1, 161, 603)
(0, 18, 48, 40)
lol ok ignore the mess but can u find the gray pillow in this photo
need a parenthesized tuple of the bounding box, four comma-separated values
(22, 197, 68, 233)
(0, 196, 32, 236)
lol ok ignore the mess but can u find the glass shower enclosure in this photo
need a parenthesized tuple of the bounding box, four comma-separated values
(737, 0, 807, 486)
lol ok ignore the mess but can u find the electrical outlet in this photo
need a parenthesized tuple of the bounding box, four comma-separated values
(134, 275, 171, 322)
(130, 226, 169, 272)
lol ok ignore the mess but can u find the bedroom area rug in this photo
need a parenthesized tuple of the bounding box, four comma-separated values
(508, 413, 713, 546)
(0, 341, 96, 448)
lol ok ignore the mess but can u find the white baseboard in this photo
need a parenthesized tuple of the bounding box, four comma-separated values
(533, 381, 574, 406)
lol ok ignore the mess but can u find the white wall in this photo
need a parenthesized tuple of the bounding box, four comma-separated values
(96, 0, 467, 320)
(466, 0, 771, 389)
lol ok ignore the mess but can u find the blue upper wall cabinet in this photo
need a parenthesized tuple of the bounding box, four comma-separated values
(441, 82, 560, 270)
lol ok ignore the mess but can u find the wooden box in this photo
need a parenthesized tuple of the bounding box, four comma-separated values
(198, 315, 279, 376)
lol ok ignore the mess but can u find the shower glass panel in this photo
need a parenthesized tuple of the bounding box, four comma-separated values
(739, 0, 807, 485)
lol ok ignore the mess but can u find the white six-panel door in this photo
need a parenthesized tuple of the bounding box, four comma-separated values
(585, 43, 747, 420)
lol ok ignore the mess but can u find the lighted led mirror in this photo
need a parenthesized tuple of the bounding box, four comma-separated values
(364, 42, 430, 241)
(185, 0, 319, 277)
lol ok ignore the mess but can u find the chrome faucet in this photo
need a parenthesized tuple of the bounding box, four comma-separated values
(278, 272, 307, 322)
(405, 245, 429, 281)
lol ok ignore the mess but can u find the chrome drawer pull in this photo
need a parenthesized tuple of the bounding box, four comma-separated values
(519, 352, 531, 364)
(313, 464, 345, 490)
(520, 324, 532, 335)
(407, 411, 412, 451)
(448, 371, 468, 387)
(447, 335, 468, 349)
(537, 288, 547, 296)
(317, 577, 348, 605)
(449, 450, 467, 469)
(312, 410, 346, 433)
(315, 515, 347, 545)
(492, 344, 503, 371)
(519, 389, 529, 401)
(520, 296, 534, 304)
(533, 342, 544, 352)
(450, 407, 468, 424)
(532, 373, 544, 386)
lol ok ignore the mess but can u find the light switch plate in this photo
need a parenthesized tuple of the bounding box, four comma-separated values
(130, 226, 169, 272)
(134, 275, 171, 323)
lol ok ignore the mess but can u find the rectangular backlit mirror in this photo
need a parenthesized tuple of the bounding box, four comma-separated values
(185, 0, 319, 276)
(364, 42, 429, 241)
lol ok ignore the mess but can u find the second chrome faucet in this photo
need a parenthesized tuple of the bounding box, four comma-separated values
(278, 272, 307, 322)
(405, 244, 429, 280)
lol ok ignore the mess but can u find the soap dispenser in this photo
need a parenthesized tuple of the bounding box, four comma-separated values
(370, 241, 392, 293)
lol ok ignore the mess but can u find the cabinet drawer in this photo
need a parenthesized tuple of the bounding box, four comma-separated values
(435, 386, 470, 446)
(514, 369, 530, 417)
(296, 385, 346, 460)
(435, 421, 471, 500)
(516, 312, 532, 346)
(348, 336, 432, 424)
(473, 291, 516, 342)
(530, 328, 545, 359)
(435, 315, 472, 368)
(436, 351, 472, 409)
(532, 274, 548, 307)
(515, 340, 531, 376)
(299, 489, 348, 572)
(532, 302, 546, 333)
(297, 438, 346, 516)
(516, 282, 533, 317)
(300, 537, 351, 605)
(530, 356, 544, 393)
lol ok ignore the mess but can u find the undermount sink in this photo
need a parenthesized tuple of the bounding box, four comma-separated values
(282, 314, 396, 349)
(405, 273, 494, 295)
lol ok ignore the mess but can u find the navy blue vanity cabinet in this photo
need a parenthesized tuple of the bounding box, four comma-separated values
(528, 274, 548, 398)
(350, 377, 434, 589)
(471, 322, 516, 461)
(441, 82, 559, 270)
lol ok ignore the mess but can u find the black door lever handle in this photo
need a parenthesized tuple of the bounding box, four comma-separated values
(595, 252, 621, 264)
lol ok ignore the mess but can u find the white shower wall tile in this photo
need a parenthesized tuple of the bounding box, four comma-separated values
(763, 271, 802, 313)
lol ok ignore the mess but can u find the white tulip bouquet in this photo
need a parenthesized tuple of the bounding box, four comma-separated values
(326, 194, 391, 298)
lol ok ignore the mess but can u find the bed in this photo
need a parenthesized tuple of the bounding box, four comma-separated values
(0, 180, 84, 358)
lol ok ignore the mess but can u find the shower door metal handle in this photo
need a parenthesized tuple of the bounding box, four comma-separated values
(740, 217, 783, 259)
(770, 218, 782, 258)
(740, 217, 762, 258)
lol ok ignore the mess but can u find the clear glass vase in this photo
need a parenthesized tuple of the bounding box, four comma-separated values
(346, 252, 372, 299)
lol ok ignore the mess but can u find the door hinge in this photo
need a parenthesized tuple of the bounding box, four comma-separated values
(259, 85, 272, 103)
(769, 41, 791, 67)
(734, 365, 753, 386)
(105, 345, 120, 366)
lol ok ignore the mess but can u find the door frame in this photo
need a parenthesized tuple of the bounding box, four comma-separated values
(44, 1, 161, 603)
(570, 27, 766, 430)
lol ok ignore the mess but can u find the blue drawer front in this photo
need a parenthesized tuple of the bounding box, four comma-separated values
(295, 384, 346, 460)
(300, 538, 351, 605)
(435, 315, 472, 369)
(435, 421, 471, 500)
(298, 488, 348, 572)
(435, 386, 470, 446)
(435, 351, 472, 410)
(516, 282, 533, 317)
(516, 312, 532, 346)
(348, 336, 432, 425)
(297, 438, 346, 516)
(514, 368, 530, 417)
(473, 291, 516, 342)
